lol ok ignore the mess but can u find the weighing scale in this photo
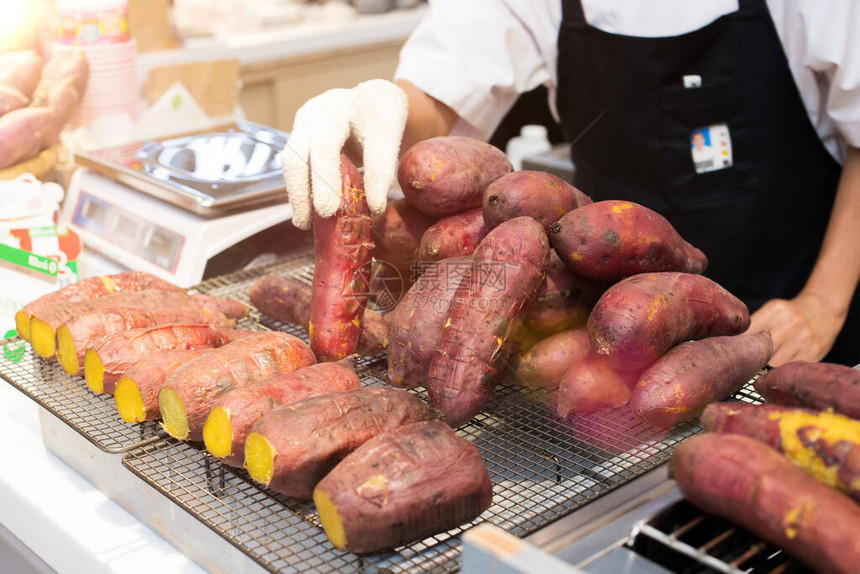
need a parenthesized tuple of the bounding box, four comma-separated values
(59, 122, 297, 288)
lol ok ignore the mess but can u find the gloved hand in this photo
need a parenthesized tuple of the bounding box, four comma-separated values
(282, 79, 409, 229)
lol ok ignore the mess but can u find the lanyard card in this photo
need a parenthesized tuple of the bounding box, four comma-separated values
(691, 124, 732, 174)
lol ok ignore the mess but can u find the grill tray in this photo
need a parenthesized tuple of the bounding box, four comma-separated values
(0, 252, 762, 573)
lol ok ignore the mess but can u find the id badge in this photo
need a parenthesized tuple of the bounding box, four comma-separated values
(690, 124, 732, 174)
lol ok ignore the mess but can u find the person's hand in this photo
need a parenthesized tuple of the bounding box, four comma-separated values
(282, 79, 409, 229)
(748, 291, 847, 366)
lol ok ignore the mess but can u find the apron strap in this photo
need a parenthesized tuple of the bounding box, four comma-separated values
(560, 0, 586, 26)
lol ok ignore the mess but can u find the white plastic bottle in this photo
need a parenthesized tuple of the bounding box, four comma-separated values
(505, 124, 552, 171)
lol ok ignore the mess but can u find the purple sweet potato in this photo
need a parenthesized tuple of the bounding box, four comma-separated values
(399, 136, 512, 216)
(427, 217, 550, 426)
(309, 155, 375, 361)
(0, 107, 52, 169)
(386, 256, 472, 388)
(630, 331, 773, 428)
(482, 170, 591, 232)
(314, 420, 493, 554)
(371, 198, 439, 280)
(417, 208, 489, 262)
(158, 331, 317, 441)
(753, 361, 860, 420)
(250, 274, 388, 355)
(203, 356, 361, 467)
(587, 272, 750, 372)
(244, 386, 436, 499)
(701, 402, 860, 502)
(508, 327, 591, 396)
(670, 433, 860, 574)
(550, 200, 708, 282)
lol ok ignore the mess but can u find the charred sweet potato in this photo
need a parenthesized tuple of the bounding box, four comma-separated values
(203, 357, 361, 467)
(371, 198, 439, 280)
(753, 361, 860, 420)
(114, 349, 207, 423)
(314, 420, 493, 554)
(630, 331, 773, 428)
(427, 217, 550, 426)
(158, 331, 316, 441)
(550, 200, 708, 282)
(249, 274, 388, 355)
(587, 272, 750, 372)
(309, 156, 374, 361)
(556, 353, 642, 417)
(701, 402, 860, 502)
(417, 208, 489, 262)
(244, 387, 435, 499)
(16, 271, 181, 342)
(670, 433, 860, 574)
(482, 170, 591, 232)
(84, 325, 252, 395)
(508, 328, 591, 395)
(524, 251, 606, 334)
(398, 136, 512, 216)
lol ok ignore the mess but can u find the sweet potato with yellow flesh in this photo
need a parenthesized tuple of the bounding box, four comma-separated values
(245, 387, 435, 499)
(587, 272, 750, 372)
(114, 349, 207, 423)
(630, 331, 773, 429)
(508, 328, 590, 394)
(16, 271, 181, 342)
(524, 251, 606, 334)
(203, 357, 361, 467)
(556, 353, 642, 417)
(550, 200, 708, 282)
(417, 208, 489, 262)
(753, 361, 860, 420)
(314, 420, 493, 554)
(482, 170, 591, 233)
(371, 198, 439, 280)
(670, 432, 860, 574)
(387, 257, 471, 388)
(84, 325, 253, 395)
(51, 291, 247, 375)
(399, 136, 512, 216)
(0, 107, 52, 170)
(701, 402, 860, 502)
(309, 155, 374, 361)
(159, 331, 316, 441)
(427, 217, 550, 427)
(249, 274, 388, 355)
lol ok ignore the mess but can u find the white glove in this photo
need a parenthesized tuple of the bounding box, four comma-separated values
(282, 79, 409, 230)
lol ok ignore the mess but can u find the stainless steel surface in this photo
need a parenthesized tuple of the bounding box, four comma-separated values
(74, 121, 289, 215)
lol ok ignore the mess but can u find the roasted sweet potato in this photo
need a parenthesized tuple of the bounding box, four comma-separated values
(427, 217, 550, 426)
(387, 257, 472, 388)
(114, 349, 207, 423)
(550, 200, 708, 282)
(0, 107, 52, 170)
(630, 331, 773, 428)
(398, 136, 512, 216)
(244, 387, 435, 499)
(16, 271, 181, 342)
(249, 274, 388, 355)
(41, 74, 86, 147)
(524, 251, 606, 334)
(309, 155, 374, 361)
(51, 291, 247, 375)
(371, 198, 439, 280)
(158, 331, 316, 441)
(0, 50, 43, 98)
(203, 356, 361, 467)
(417, 208, 489, 262)
(556, 353, 642, 417)
(670, 433, 860, 574)
(508, 328, 591, 394)
(482, 170, 591, 232)
(0, 86, 29, 115)
(587, 272, 750, 372)
(701, 402, 860, 502)
(314, 420, 493, 554)
(84, 325, 252, 395)
(753, 361, 860, 420)
(30, 48, 88, 108)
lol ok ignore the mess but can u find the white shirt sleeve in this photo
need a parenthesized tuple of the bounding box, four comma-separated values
(394, 0, 560, 140)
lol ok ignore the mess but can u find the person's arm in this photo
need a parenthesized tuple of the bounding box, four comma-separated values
(395, 79, 459, 154)
(750, 145, 860, 365)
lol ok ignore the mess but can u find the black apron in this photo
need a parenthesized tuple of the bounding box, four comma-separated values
(556, 0, 858, 365)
